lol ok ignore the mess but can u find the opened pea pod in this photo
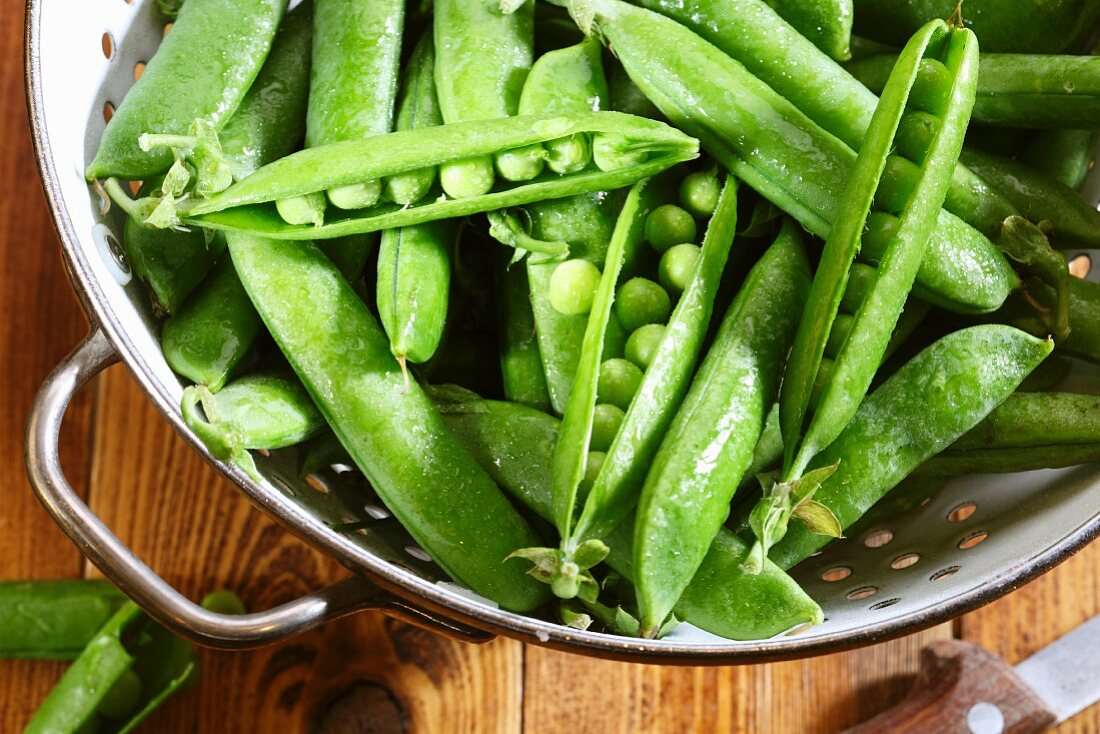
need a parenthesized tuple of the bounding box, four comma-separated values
(109, 113, 696, 241)
(744, 20, 980, 573)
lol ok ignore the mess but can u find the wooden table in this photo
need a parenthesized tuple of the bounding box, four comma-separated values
(3, 3, 1099, 731)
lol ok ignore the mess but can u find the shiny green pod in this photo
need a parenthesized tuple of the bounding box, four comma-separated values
(633, 219, 810, 635)
(569, 0, 1016, 314)
(160, 258, 262, 392)
(568, 176, 742, 556)
(780, 21, 979, 482)
(768, 325, 1053, 569)
(521, 37, 619, 413)
(174, 112, 698, 239)
(0, 581, 126, 661)
(227, 232, 550, 611)
(768, 0, 853, 60)
(86, 0, 286, 180)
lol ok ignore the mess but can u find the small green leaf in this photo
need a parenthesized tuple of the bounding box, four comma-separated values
(657, 613, 680, 639)
(559, 602, 593, 630)
(572, 539, 609, 569)
(792, 499, 843, 538)
(610, 606, 641, 637)
(507, 547, 561, 584)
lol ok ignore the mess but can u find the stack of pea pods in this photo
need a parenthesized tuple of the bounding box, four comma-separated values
(23, 0, 1100, 722)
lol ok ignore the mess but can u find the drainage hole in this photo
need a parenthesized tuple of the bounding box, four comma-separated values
(846, 586, 878, 601)
(930, 566, 961, 581)
(864, 529, 893, 548)
(891, 553, 920, 570)
(958, 531, 988, 550)
(948, 502, 977, 523)
(869, 598, 900, 611)
(101, 31, 114, 59)
(821, 566, 852, 582)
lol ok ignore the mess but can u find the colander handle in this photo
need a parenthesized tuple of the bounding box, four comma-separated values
(25, 329, 494, 650)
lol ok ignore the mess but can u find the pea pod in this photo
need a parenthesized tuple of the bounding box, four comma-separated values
(219, 0, 313, 181)
(227, 231, 550, 611)
(914, 392, 1100, 477)
(182, 371, 326, 479)
(633, 218, 810, 635)
(434, 0, 533, 198)
(848, 53, 1100, 129)
(519, 37, 620, 413)
(160, 258, 262, 392)
(851, 0, 1100, 54)
(568, 176, 741, 559)
(568, 0, 1017, 314)
(377, 221, 454, 368)
(630, 0, 1017, 238)
(1019, 129, 1095, 191)
(86, 0, 286, 181)
(0, 581, 125, 661)
(766, 325, 1053, 569)
(384, 32, 444, 207)
(768, 0, 853, 61)
(25, 602, 198, 734)
(430, 389, 822, 641)
(779, 21, 979, 484)
(549, 177, 657, 546)
(122, 181, 222, 317)
(958, 148, 1100, 249)
(167, 113, 697, 239)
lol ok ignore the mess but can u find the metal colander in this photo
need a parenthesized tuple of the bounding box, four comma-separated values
(22, 0, 1100, 663)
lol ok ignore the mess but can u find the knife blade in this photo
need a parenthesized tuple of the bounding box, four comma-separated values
(1014, 614, 1100, 724)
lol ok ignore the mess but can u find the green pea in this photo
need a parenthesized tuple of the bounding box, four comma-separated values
(592, 132, 649, 171)
(590, 403, 626, 452)
(96, 669, 142, 720)
(579, 451, 607, 500)
(911, 58, 952, 116)
(658, 243, 701, 295)
(550, 258, 602, 316)
(603, 312, 628, 360)
(679, 169, 720, 217)
(384, 168, 435, 206)
(546, 134, 592, 174)
(624, 323, 666, 370)
(495, 144, 547, 182)
(275, 192, 326, 226)
(327, 180, 382, 210)
(614, 277, 672, 332)
(440, 156, 495, 199)
(896, 111, 939, 164)
(861, 211, 901, 261)
(597, 358, 644, 411)
(873, 155, 920, 216)
(645, 204, 697, 252)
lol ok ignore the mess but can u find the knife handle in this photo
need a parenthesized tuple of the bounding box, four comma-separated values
(844, 640, 1057, 734)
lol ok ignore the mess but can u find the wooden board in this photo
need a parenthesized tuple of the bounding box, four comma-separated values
(2, 1, 1099, 731)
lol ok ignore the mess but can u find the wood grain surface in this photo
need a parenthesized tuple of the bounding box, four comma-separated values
(2, 2, 1099, 732)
